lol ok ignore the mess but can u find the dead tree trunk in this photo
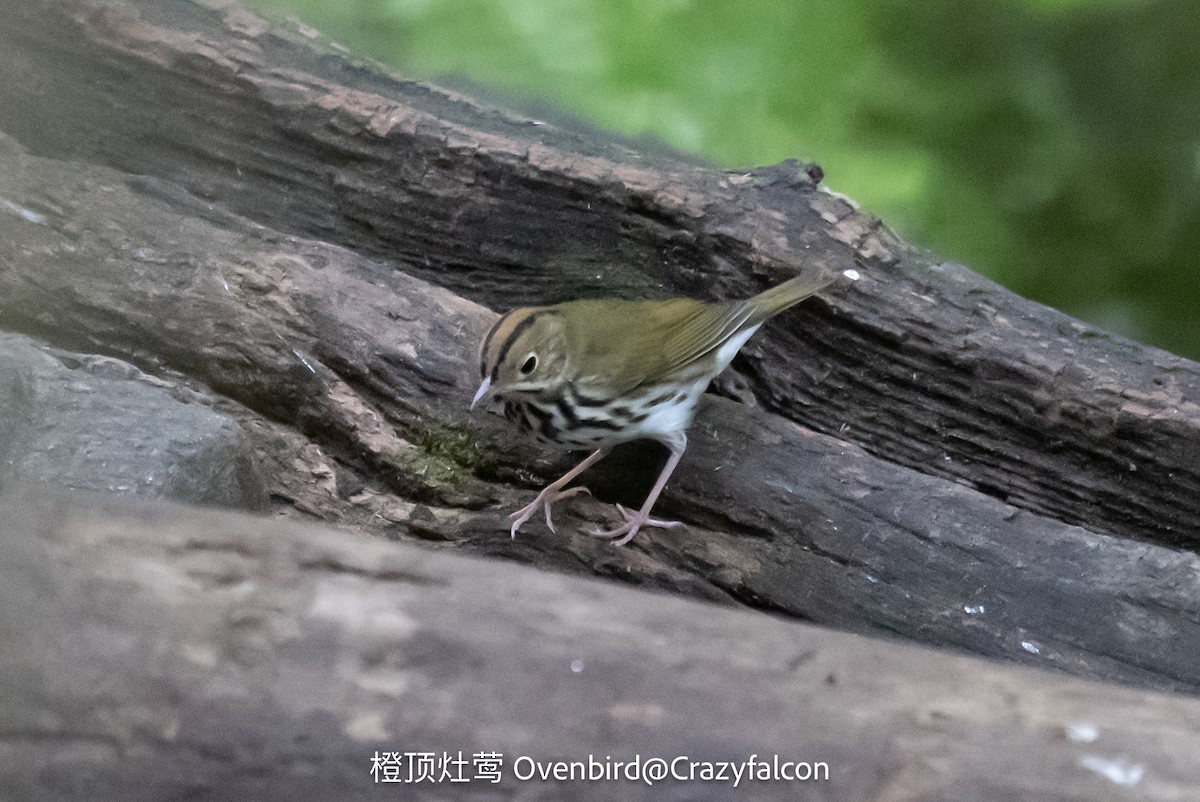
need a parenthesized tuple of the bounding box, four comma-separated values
(1, 1, 1199, 796)
(6, 486, 1199, 802)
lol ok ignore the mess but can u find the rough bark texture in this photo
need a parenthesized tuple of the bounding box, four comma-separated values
(1, 0, 1199, 797)
(4, 0, 1197, 550)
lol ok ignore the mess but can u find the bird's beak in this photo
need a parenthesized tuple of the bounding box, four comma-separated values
(470, 376, 492, 411)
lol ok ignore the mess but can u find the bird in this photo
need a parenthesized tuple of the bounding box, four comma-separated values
(471, 264, 834, 546)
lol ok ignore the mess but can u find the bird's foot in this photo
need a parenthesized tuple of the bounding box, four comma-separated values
(588, 503, 682, 546)
(509, 485, 592, 538)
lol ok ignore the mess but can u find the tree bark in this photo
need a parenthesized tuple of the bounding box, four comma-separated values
(4, 0, 1197, 550)
(4, 485, 1199, 801)
(1, 1, 1199, 792)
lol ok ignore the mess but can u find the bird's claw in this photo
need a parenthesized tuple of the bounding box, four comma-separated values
(587, 503, 683, 546)
(509, 485, 592, 538)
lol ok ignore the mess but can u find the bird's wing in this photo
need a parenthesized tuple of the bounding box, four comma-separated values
(567, 270, 832, 394)
(565, 297, 754, 394)
(645, 299, 757, 377)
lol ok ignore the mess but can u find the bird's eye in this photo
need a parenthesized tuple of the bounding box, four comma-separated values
(519, 354, 538, 374)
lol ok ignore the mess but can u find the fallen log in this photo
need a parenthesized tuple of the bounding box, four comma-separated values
(0, 0, 1196, 743)
(3, 0, 1200, 796)
(2, 487, 1198, 801)
(2, 130, 1198, 696)
(3, 0, 1197, 552)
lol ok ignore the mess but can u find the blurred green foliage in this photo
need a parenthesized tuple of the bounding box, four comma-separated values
(246, 0, 1200, 359)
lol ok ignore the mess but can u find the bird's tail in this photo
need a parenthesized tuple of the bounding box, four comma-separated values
(743, 263, 835, 326)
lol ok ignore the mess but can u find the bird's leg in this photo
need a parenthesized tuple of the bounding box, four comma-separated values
(589, 432, 687, 546)
(509, 447, 609, 538)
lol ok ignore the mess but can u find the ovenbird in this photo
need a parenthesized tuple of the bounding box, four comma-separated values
(472, 264, 834, 546)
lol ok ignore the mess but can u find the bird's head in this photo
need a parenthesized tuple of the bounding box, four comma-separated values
(472, 306, 569, 409)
